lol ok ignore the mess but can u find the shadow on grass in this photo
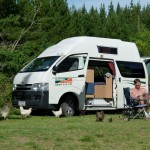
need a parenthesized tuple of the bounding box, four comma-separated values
(31, 109, 53, 116)
(0, 115, 33, 120)
(0, 109, 125, 120)
(25, 109, 125, 117)
(0, 116, 18, 121)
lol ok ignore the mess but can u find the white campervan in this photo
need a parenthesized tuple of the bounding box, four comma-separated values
(12, 36, 148, 116)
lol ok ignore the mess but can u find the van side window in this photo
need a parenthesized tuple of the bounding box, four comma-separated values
(57, 55, 86, 73)
(97, 46, 117, 54)
(116, 61, 145, 78)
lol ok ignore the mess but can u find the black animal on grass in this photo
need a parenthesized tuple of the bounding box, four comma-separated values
(96, 111, 105, 122)
(108, 117, 113, 122)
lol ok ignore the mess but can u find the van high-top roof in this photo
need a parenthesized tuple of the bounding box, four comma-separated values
(38, 36, 141, 61)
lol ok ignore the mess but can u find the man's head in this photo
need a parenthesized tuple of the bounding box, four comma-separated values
(134, 78, 141, 90)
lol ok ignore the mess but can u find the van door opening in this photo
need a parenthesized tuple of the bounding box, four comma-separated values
(85, 59, 115, 108)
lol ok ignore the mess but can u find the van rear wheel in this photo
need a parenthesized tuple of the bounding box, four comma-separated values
(60, 94, 75, 117)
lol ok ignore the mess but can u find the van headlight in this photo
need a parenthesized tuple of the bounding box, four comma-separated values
(32, 83, 49, 91)
(13, 84, 17, 91)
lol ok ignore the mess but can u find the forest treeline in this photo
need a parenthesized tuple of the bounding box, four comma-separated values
(0, 0, 150, 104)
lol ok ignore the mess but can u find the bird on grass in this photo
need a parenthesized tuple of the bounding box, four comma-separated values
(144, 109, 150, 120)
(20, 106, 32, 118)
(96, 111, 105, 122)
(124, 117, 130, 122)
(52, 107, 62, 117)
(0, 102, 10, 120)
(108, 117, 113, 122)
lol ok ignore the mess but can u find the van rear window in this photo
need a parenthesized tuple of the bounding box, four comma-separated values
(116, 61, 145, 78)
(143, 59, 150, 76)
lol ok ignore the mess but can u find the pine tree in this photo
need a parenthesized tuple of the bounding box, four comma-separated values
(0, 0, 17, 18)
(141, 5, 150, 30)
(99, 4, 107, 37)
(86, 6, 100, 36)
(105, 1, 120, 38)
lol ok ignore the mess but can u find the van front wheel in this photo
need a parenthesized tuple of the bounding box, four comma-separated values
(60, 95, 75, 117)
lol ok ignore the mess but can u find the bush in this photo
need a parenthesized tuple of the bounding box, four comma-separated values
(0, 74, 12, 107)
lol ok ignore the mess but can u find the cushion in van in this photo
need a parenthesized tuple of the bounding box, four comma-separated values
(94, 82, 106, 85)
(85, 82, 95, 94)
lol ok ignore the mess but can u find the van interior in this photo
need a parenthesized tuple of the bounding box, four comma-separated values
(85, 60, 115, 102)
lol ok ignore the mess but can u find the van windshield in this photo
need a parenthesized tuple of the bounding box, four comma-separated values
(20, 56, 59, 72)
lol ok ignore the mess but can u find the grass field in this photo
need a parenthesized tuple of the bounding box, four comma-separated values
(0, 113, 150, 150)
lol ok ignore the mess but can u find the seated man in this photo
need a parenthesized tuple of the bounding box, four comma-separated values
(130, 78, 150, 105)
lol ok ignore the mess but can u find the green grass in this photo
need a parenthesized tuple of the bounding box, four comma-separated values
(0, 114, 150, 150)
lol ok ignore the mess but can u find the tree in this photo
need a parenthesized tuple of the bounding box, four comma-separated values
(67, 9, 84, 36)
(99, 4, 107, 37)
(0, 0, 17, 18)
(141, 5, 150, 30)
(43, 0, 71, 43)
(132, 30, 150, 56)
(87, 7, 101, 36)
(105, 2, 120, 38)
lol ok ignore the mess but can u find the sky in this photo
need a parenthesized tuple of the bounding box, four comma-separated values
(67, 0, 150, 12)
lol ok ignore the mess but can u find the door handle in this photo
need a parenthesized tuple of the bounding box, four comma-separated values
(78, 74, 84, 77)
(119, 78, 121, 82)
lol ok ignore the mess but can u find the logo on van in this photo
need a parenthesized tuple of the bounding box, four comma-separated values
(55, 78, 72, 86)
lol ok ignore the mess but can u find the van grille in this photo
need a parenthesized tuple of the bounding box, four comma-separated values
(15, 94, 31, 101)
(16, 84, 32, 91)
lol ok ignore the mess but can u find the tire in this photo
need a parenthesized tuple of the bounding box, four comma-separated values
(60, 94, 75, 117)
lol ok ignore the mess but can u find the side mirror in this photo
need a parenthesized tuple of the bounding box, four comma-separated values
(52, 66, 57, 75)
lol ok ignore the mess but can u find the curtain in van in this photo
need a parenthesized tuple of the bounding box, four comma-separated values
(108, 62, 115, 75)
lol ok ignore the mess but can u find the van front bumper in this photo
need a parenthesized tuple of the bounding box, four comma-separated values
(12, 90, 56, 109)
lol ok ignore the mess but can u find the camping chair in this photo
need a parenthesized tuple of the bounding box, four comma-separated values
(123, 87, 149, 121)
